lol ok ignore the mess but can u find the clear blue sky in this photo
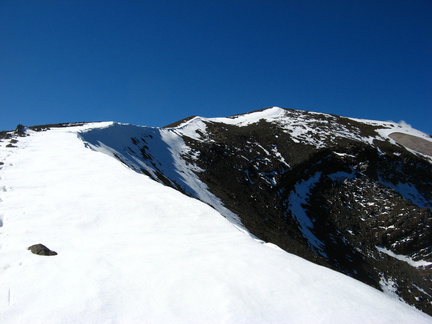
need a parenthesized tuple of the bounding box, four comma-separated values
(1, 0, 431, 133)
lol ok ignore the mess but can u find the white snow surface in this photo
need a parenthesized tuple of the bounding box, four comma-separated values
(0, 123, 431, 323)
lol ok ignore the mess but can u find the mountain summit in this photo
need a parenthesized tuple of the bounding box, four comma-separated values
(1, 107, 431, 322)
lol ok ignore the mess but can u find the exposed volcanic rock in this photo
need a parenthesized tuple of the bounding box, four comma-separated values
(28, 244, 58, 256)
(389, 132, 432, 156)
(78, 107, 432, 315)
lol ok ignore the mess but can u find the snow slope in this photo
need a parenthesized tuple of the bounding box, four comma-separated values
(0, 124, 431, 323)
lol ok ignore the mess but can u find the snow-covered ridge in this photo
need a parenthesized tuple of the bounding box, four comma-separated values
(169, 107, 287, 130)
(169, 107, 432, 155)
(210, 107, 288, 126)
(1, 118, 431, 323)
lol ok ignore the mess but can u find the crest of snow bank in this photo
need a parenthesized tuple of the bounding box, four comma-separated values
(168, 117, 210, 140)
(78, 123, 242, 227)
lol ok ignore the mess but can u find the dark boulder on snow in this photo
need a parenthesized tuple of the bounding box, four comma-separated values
(28, 244, 57, 256)
(14, 124, 26, 137)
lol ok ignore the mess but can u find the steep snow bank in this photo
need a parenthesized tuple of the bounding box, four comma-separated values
(79, 123, 242, 227)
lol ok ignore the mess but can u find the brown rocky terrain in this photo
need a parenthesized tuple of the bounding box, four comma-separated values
(389, 132, 432, 157)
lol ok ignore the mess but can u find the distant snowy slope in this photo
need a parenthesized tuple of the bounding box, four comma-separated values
(177, 107, 432, 155)
(1, 124, 431, 323)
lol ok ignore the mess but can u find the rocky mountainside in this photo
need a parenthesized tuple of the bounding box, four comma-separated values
(5, 107, 431, 315)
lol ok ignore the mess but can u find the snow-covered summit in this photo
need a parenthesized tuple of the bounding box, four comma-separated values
(169, 107, 432, 157)
(210, 107, 288, 126)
